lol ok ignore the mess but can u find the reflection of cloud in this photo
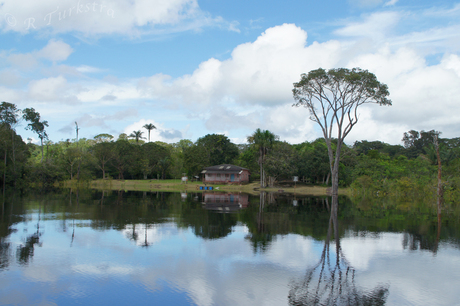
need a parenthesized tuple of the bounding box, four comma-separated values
(4, 216, 460, 306)
(72, 264, 134, 276)
(23, 266, 60, 282)
(341, 232, 403, 270)
(339, 231, 460, 306)
(121, 225, 165, 247)
(265, 235, 320, 270)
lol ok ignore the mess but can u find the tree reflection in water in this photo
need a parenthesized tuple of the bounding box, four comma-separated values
(289, 196, 389, 306)
(17, 200, 43, 265)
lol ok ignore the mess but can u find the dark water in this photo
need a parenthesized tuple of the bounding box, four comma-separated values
(0, 190, 459, 306)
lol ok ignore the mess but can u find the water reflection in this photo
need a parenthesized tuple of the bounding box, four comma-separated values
(289, 196, 389, 306)
(0, 189, 459, 306)
(201, 192, 249, 212)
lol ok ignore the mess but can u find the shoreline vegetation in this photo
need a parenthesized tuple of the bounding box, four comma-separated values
(1, 102, 458, 205)
(62, 179, 344, 196)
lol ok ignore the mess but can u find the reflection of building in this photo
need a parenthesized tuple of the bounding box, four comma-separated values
(201, 164, 250, 184)
(202, 193, 249, 212)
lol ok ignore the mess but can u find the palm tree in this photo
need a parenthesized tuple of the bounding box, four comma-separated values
(247, 128, 277, 188)
(129, 130, 145, 143)
(143, 123, 156, 142)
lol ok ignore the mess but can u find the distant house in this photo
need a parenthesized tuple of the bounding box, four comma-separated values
(201, 164, 250, 184)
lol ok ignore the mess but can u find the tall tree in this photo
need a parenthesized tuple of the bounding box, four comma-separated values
(22, 108, 49, 162)
(293, 68, 391, 196)
(183, 134, 239, 176)
(94, 133, 114, 143)
(129, 130, 145, 143)
(75, 122, 81, 180)
(92, 142, 115, 179)
(0, 102, 20, 186)
(143, 123, 156, 142)
(112, 139, 131, 179)
(432, 133, 443, 217)
(402, 129, 440, 159)
(196, 134, 239, 166)
(247, 129, 277, 188)
(264, 141, 298, 186)
(143, 142, 171, 179)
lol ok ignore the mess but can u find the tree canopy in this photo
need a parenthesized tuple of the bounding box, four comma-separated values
(293, 67, 391, 196)
(247, 128, 278, 187)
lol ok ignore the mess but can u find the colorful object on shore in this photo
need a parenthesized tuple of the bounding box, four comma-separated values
(199, 186, 214, 190)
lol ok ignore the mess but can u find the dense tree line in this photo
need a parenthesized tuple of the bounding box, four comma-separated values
(2, 103, 460, 202)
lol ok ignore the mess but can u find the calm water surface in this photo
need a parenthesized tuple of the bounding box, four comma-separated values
(0, 190, 459, 305)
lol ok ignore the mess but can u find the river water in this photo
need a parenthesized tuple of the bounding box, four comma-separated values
(0, 190, 459, 305)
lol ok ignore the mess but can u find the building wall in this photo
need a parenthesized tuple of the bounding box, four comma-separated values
(204, 170, 250, 183)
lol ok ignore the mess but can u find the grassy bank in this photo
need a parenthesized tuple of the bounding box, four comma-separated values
(62, 179, 347, 196)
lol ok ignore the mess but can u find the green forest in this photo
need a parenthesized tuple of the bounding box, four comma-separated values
(2, 102, 460, 204)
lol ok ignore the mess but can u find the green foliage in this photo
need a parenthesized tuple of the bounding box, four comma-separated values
(183, 134, 239, 176)
(142, 142, 171, 179)
(2, 99, 459, 206)
(128, 130, 145, 144)
(264, 141, 299, 184)
(234, 144, 259, 180)
(247, 128, 278, 187)
(142, 123, 156, 142)
(94, 133, 114, 143)
(293, 68, 392, 196)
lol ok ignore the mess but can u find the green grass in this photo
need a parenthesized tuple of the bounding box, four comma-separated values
(62, 179, 347, 196)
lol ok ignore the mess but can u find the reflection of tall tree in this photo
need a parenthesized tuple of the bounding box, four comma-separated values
(246, 192, 273, 252)
(17, 201, 42, 265)
(289, 196, 389, 306)
(1, 191, 21, 270)
(140, 224, 152, 248)
(0, 192, 11, 269)
(70, 189, 80, 247)
(125, 222, 139, 242)
(434, 210, 442, 254)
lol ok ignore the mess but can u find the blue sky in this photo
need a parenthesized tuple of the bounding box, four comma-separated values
(1, 0, 460, 145)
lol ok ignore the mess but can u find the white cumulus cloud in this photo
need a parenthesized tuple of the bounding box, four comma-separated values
(0, 0, 234, 36)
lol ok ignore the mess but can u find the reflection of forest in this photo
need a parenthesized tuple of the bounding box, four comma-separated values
(0, 189, 459, 270)
(289, 196, 389, 305)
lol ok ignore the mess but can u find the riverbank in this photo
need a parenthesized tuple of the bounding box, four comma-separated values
(62, 179, 349, 196)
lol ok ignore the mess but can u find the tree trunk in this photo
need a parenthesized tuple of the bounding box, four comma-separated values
(40, 138, 44, 163)
(260, 161, 263, 188)
(11, 130, 16, 186)
(434, 136, 443, 216)
(329, 141, 342, 197)
(263, 168, 266, 188)
(3, 149, 6, 195)
(77, 157, 81, 181)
